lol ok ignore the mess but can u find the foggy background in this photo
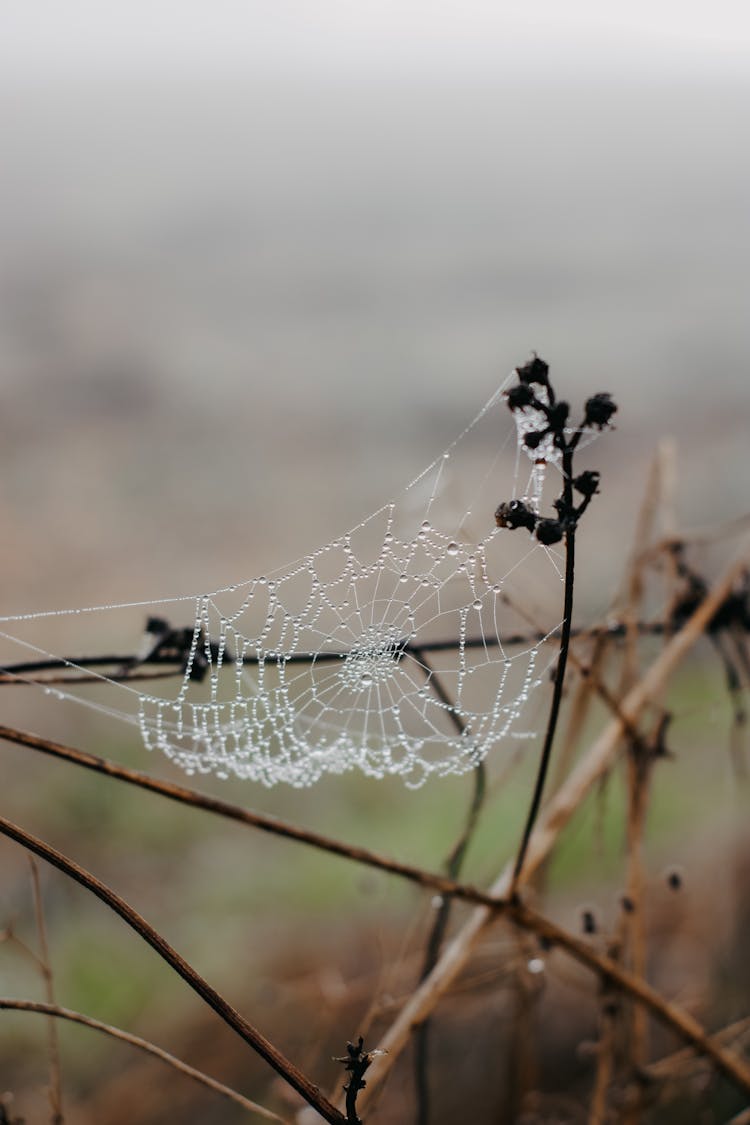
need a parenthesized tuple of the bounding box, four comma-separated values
(1, 7, 750, 1123)
(1, 1, 748, 621)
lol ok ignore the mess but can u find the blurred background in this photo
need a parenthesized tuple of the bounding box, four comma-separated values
(1, 3, 749, 1122)
(1, 0, 749, 612)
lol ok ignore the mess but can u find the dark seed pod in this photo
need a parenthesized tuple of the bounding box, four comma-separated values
(516, 355, 550, 386)
(573, 470, 600, 498)
(584, 393, 617, 429)
(524, 430, 546, 450)
(506, 383, 536, 410)
(495, 500, 538, 532)
(535, 519, 564, 546)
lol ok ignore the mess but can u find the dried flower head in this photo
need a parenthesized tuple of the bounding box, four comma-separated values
(584, 393, 617, 429)
(506, 383, 536, 411)
(535, 519, 564, 546)
(515, 355, 550, 386)
(574, 471, 600, 499)
(495, 500, 537, 532)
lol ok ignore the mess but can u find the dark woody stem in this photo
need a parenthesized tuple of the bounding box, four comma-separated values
(511, 431, 580, 890)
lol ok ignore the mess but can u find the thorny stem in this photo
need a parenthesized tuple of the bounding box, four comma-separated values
(0, 999, 287, 1122)
(511, 441, 578, 888)
(0, 816, 347, 1125)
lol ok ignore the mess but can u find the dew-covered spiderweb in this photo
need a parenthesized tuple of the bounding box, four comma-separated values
(0, 374, 605, 787)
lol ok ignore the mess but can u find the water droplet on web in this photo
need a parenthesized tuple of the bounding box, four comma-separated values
(527, 958, 545, 975)
(18, 377, 567, 790)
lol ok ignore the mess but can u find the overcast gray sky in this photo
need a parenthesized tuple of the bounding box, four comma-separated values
(3, 0, 750, 81)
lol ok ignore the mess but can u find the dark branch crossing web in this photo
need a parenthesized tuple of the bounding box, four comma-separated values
(0, 372, 609, 787)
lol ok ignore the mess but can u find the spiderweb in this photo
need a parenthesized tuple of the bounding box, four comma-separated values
(0, 373, 604, 787)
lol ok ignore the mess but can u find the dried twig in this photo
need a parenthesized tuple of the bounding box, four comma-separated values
(0, 999, 287, 1122)
(28, 858, 65, 1124)
(411, 647, 486, 1125)
(0, 817, 347, 1125)
(351, 549, 750, 1114)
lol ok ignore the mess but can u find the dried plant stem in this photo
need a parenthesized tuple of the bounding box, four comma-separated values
(512, 445, 577, 889)
(352, 550, 750, 1114)
(0, 817, 347, 1125)
(507, 930, 541, 1119)
(588, 936, 624, 1125)
(550, 633, 609, 796)
(0, 724, 494, 909)
(509, 900, 750, 1096)
(2, 561, 747, 1117)
(616, 443, 680, 1110)
(646, 1015, 750, 1081)
(27, 858, 64, 1125)
(412, 649, 486, 1125)
(0, 999, 286, 1122)
(12, 793, 746, 1108)
(622, 733, 652, 1104)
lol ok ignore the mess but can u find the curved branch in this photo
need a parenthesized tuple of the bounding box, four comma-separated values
(352, 550, 750, 1114)
(0, 817, 346, 1125)
(508, 902, 750, 1097)
(0, 724, 493, 908)
(0, 999, 287, 1122)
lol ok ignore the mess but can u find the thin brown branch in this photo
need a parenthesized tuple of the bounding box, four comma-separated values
(0, 723, 497, 910)
(0, 999, 287, 1122)
(351, 549, 750, 1114)
(646, 1016, 750, 1081)
(507, 901, 750, 1097)
(0, 816, 346, 1125)
(587, 940, 622, 1125)
(411, 647, 486, 1125)
(28, 858, 64, 1125)
(3, 686, 750, 1115)
(621, 720, 655, 1103)
(3, 563, 749, 1117)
